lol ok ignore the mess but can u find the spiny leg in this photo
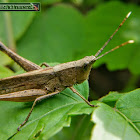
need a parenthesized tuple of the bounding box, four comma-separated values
(69, 87, 95, 107)
(0, 42, 41, 72)
(40, 62, 50, 67)
(17, 90, 60, 131)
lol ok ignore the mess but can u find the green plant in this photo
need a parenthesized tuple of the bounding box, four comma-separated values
(0, 1, 140, 140)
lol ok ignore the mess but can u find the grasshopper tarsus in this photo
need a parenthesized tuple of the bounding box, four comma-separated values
(17, 119, 27, 131)
(89, 104, 95, 107)
(17, 124, 23, 131)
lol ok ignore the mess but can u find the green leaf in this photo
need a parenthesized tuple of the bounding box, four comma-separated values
(0, 81, 96, 140)
(50, 115, 93, 140)
(116, 89, 140, 131)
(0, 52, 12, 66)
(11, 11, 36, 41)
(99, 91, 124, 107)
(17, 4, 86, 64)
(91, 89, 140, 140)
(0, 1, 36, 45)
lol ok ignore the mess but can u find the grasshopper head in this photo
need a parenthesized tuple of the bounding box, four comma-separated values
(75, 39, 134, 84)
(75, 56, 96, 84)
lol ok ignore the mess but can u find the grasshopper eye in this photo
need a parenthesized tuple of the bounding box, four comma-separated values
(83, 63, 88, 70)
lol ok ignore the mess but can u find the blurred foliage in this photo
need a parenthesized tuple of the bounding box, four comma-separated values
(0, 0, 140, 140)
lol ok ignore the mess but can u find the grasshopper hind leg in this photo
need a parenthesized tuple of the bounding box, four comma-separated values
(0, 42, 41, 72)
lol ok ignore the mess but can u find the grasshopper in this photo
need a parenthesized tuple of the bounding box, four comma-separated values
(0, 12, 134, 134)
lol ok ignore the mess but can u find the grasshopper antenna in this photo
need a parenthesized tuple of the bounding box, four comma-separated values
(95, 11, 132, 57)
(96, 40, 134, 60)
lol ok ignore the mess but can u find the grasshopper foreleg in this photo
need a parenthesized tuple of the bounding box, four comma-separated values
(69, 87, 95, 107)
(17, 90, 60, 131)
(40, 62, 50, 67)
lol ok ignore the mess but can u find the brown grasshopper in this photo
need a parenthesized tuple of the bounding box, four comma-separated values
(0, 12, 134, 133)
